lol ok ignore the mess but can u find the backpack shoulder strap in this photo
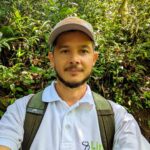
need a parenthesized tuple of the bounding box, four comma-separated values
(92, 91, 115, 150)
(22, 91, 48, 150)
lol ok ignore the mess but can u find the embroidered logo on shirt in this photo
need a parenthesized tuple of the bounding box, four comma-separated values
(82, 141, 90, 150)
(82, 141, 103, 150)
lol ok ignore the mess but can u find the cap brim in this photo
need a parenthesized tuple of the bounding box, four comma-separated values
(49, 23, 94, 46)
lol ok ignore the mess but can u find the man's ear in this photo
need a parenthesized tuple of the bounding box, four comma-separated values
(93, 51, 99, 66)
(48, 52, 54, 67)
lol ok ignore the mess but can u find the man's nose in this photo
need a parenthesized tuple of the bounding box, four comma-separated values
(69, 53, 80, 64)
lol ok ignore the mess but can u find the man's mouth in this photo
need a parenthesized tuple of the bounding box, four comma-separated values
(64, 66, 83, 72)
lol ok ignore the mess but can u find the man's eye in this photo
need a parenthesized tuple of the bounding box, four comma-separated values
(60, 49, 69, 53)
(81, 49, 89, 53)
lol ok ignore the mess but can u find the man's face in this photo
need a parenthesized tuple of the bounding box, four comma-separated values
(48, 31, 98, 88)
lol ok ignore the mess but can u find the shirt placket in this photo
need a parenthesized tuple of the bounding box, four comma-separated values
(60, 110, 73, 150)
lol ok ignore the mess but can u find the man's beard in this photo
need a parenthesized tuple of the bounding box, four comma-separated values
(54, 68, 91, 88)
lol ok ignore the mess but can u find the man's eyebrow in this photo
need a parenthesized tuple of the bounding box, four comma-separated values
(57, 45, 70, 48)
(80, 45, 90, 48)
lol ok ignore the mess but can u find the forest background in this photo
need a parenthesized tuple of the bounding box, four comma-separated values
(0, 0, 150, 141)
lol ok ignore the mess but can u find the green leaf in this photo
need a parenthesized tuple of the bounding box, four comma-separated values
(30, 66, 44, 73)
(16, 87, 23, 92)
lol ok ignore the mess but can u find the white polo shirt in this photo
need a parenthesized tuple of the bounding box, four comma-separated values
(0, 82, 149, 150)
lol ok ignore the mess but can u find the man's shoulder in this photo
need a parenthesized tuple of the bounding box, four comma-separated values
(108, 100, 130, 118)
(5, 94, 34, 114)
(108, 100, 126, 112)
(15, 94, 34, 106)
(108, 100, 137, 128)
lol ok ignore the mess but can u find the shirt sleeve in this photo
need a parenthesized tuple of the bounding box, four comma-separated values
(0, 95, 32, 150)
(109, 100, 150, 150)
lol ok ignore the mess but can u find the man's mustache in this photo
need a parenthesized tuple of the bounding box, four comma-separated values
(64, 65, 84, 72)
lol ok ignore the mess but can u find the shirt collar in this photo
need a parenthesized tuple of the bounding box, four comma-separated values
(42, 81, 95, 106)
(78, 85, 95, 105)
(42, 81, 61, 102)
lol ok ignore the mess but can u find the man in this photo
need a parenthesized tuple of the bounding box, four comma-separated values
(0, 17, 149, 150)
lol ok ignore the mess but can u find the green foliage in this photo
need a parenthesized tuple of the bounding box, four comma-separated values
(0, 0, 150, 117)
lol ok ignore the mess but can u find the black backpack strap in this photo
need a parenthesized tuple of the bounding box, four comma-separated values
(22, 91, 48, 150)
(92, 91, 115, 150)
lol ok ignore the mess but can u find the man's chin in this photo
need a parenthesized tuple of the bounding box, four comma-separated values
(55, 70, 90, 88)
(63, 81, 86, 88)
(58, 78, 88, 88)
(57, 78, 86, 88)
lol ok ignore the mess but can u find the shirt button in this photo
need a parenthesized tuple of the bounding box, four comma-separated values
(65, 124, 71, 129)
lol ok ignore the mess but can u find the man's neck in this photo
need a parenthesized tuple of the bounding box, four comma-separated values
(55, 81, 87, 106)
